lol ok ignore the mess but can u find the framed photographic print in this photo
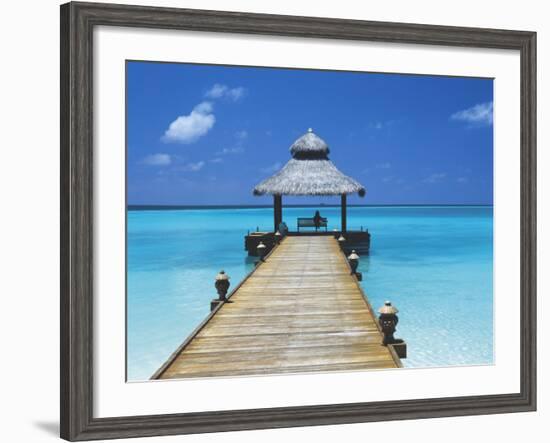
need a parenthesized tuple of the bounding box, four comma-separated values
(60, 1, 536, 441)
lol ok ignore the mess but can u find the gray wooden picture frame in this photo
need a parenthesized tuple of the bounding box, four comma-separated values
(60, 2, 537, 441)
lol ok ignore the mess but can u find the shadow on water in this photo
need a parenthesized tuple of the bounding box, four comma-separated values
(360, 252, 372, 274)
(244, 255, 258, 266)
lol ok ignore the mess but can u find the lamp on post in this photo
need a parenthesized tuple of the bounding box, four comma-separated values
(274, 230, 282, 245)
(337, 234, 346, 252)
(347, 250, 362, 281)
(256, 241, 267, 263)
(377, 301, 407, 359)
(211, 270, 230, 311)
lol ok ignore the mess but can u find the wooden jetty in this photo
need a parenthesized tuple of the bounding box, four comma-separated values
(153, 236, 401, 380)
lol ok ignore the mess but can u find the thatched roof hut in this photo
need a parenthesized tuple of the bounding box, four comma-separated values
(253, 129, 366, 232)
(254, 129, 365, 197)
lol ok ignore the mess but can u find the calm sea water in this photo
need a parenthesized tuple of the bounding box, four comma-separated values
(127, 206, 493, 381)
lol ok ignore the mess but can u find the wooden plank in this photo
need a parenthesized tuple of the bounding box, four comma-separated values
(155, 236, 399, 379)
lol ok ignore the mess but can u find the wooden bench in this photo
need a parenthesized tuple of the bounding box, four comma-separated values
(297, 217, 328, 232)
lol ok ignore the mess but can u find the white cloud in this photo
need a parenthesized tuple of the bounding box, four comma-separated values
(457, 177, 469, 183)
(217, 146, 244, 155)
(209, 157, 223, 164)
(235, 130, 248, 141)
(369, 120, 395, 130)
(205, 84, 245, 102)
(423, 172, 447, 184)
(162, 101, 215, 144)
(193, 102, 213, 114)
(214, 130, 249, 156)
(204, 84, 227, 99)
(182, 161, 205, 172)
(227, 87, 245, 101)
(376, 162, 391, 169)
(141, 153, 171, 166)
(261, 162, 282, 174)
(451, 101, 493, 126)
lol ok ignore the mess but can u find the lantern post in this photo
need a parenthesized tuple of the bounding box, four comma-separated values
(377, 301, 407, 359)
(211, 270, 231, 311)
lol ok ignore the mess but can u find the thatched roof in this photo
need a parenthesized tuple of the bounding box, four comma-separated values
(254, 129, 366, 197)
(290, 130, 330, 157)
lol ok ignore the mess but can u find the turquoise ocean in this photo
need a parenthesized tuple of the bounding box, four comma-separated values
(127, 206, 493, 381)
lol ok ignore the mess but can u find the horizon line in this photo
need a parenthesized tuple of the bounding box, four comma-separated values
(128, 203, 494, 210)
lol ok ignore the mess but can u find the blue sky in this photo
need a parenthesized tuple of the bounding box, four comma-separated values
(127, 61, 493, 205)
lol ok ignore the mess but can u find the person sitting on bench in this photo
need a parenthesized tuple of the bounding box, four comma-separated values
(313, 210, 322, 229)
(297, 214, 328, 231)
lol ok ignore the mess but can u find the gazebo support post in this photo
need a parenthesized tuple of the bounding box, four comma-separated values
(273, 194, 282, 232)
(341, 194, 347, 232)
